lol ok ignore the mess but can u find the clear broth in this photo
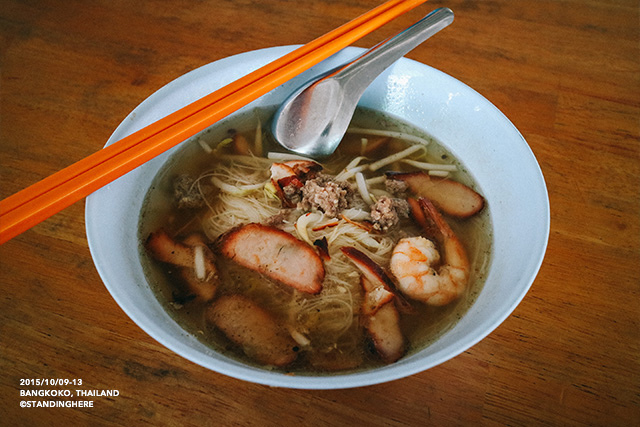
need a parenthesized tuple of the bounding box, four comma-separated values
(138, 106, 493, 374)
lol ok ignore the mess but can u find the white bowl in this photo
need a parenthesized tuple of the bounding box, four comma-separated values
(86, 46, 549, 389)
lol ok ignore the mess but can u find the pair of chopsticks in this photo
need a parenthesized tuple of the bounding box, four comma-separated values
(0, 0, 429, 244)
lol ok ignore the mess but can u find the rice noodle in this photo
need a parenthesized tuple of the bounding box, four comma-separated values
(204, 191, 281, 239)
(201, 156, 282, 239)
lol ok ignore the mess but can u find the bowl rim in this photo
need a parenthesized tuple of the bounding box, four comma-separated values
(86, 45, 550, 389)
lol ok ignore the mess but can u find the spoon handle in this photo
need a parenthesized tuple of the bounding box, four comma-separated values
(336, 8, 454, 88)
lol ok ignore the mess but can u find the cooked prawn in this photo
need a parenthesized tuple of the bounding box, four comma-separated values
(389, 198, 469, 306)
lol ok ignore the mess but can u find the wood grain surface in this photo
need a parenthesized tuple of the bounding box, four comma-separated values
(1, 0, 638, 425)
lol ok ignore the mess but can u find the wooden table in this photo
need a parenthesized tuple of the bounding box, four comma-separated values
(1, 0, 638, 425)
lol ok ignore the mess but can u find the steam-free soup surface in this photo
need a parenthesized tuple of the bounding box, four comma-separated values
(139, 106, 492, 373)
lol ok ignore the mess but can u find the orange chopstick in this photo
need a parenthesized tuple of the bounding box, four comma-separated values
(0, 0, 428, 244)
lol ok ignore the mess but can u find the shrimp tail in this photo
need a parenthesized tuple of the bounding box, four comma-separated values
(418, 197, 469, 272)
(408, 197, 452, 244)
(418, 198, 454, 242)
(408, 197, 437, 239)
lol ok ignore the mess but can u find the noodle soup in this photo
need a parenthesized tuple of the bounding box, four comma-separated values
(138, 106, 492, 373)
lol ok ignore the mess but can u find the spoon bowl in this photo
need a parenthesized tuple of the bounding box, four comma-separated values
(272, 7, 454, 157)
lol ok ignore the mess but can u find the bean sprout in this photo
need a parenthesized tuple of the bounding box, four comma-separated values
(347, 127, 431, 146)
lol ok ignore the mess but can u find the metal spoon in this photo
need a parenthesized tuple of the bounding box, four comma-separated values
(271, 7, 454, 158)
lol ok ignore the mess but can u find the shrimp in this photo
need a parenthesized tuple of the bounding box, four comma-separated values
(389, 198, 469, 306)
